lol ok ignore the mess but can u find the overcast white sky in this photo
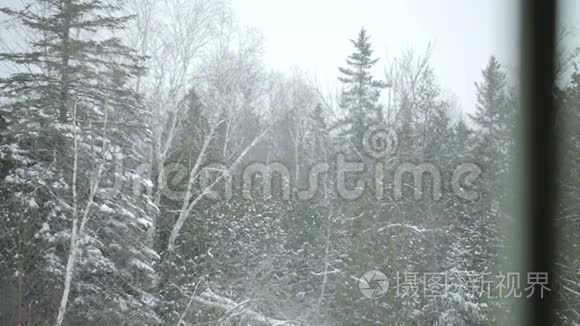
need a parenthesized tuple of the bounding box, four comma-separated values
(1, 0, 579, 115)
(232, 0, 580, 115)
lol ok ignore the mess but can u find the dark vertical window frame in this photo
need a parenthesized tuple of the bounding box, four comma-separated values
(520, 0, 558, 325)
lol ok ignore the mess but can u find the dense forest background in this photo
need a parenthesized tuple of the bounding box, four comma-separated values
(0, 0, 579, 325)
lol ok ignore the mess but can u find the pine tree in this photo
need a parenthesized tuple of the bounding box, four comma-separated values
(468, 56, 511, 252)
(455, 56, 514, 324)
(470, 56, 511, 186)
(333, 28, 387, 152)
(469, 56, 510, 242)
(0, 1, 158, 324)
(0, 0, 143, 123)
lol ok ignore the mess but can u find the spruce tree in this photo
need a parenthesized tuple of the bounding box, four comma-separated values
(469, 55, 512, 186)
(334, 28, 387, 152)
(0, 0, 143, 123)
(0, 1, 157, 324)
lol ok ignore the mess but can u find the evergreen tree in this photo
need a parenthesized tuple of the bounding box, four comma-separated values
(470, 56, 511, 187)
(468, 56, 511, 264)
(0, 0, 143, 123)
(0, 1, 157, 324)
(333, 28, 387, 152)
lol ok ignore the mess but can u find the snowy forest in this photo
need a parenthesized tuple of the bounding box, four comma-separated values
(0, 0, 579, 325)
